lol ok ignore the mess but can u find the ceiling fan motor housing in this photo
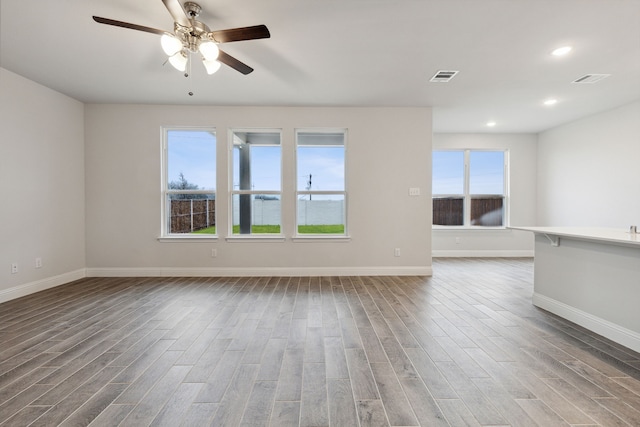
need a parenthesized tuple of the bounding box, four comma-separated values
(183, 2, 202, 18)
(174, 16, 212, 52)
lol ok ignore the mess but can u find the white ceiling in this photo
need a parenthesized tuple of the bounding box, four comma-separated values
(1, 0, 639, 133)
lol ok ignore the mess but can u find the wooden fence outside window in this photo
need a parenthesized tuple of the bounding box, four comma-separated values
(170, 199, 215, 233)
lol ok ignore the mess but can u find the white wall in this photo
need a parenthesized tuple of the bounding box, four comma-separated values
(432, 133, 537, 257)
(0, 68, 86, 302)
(84, 105, 433, 275)
(537, 101, 640, 227)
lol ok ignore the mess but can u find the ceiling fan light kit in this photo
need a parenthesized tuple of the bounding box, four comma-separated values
(161, 33, 183, 56)
(203, 58, 221, 75)
(168, 51, 189, 72)
(93, 0, 270, 76)
(162, 31, 221, 74)
(199, 41, 220, 61)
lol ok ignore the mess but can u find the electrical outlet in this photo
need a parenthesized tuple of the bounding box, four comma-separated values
(394, 248, 401, 257)
(211, 249, 217, 258)
(455, 237, 461, 244)
(35, 257, 43, 268)
(11, 263, 18, 274)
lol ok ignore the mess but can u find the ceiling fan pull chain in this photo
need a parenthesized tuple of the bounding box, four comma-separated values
(184, 51, 190, 78)
(187, 52, 194, 96)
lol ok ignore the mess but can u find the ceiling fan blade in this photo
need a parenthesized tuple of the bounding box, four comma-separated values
(93, 16, 166, 36)
(217, 50, 254, 75)
(211, 25, 270, 43)
(162, 0, 191, 28)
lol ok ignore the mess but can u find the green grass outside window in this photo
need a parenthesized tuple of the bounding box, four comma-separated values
(191, 225, 345, 234)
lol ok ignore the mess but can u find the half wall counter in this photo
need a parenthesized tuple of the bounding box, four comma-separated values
(511, 227, 640, 353)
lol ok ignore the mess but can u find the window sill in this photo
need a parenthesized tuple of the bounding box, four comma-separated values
(433, 227, 509, 232)
(292, 236, 351, 243)
(225, 236, 286, 243)
(158, 235, 218, 242)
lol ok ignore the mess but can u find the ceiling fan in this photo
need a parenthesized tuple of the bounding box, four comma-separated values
(93, 0, 270, 75)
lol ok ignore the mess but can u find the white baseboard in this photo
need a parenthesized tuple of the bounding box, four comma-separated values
(432, 250, 534, 258)
(0, 269, 87, 304)
(86, 265, 433, 277)
(533, 293, 640, 354)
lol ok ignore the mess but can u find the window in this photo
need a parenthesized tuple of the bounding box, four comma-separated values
(163, 129, 216, 236)
(432, 149, 507, 227)
(296, 130, 347, 235)
(231, 130, 282, 235)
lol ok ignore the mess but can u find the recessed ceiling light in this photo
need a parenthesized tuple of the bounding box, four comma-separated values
(486, 121, 497, 127)
(551, 46, 572, 56)
(543, 98, 558, 106)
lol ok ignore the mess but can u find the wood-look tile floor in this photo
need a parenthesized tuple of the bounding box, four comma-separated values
(2, 258, 640, 426)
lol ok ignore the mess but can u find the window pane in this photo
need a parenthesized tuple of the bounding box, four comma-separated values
(231, 131, 281, 236)
(249, 146, 281, 191)
(471, 197, 503, 226)
(469, 151, 504, 194)
(167, 130, 216, 190)
(433, 151, 464, 194)
(232, 194, 281, 234)
(168, 194, 216, 234)
(232, 132, 281, 192)
(297, 132, 345, 191)
(165, 129, 216, 236)
(297, 194, 345, 234)
(432, 197, 464, 226)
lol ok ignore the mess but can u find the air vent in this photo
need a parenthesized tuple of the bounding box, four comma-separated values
(572, 74, 611, 84)
(430, 70, 459, 82)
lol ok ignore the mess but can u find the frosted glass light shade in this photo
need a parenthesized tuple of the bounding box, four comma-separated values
(199, 41, 219, 61)
(203, 59, 221, 74)
(168, 51, 188, 72)
(161, 34, 183, 56)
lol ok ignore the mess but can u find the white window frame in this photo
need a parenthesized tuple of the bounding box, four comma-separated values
(227, 128, 284, 241)
(160, 127, 217, 241)
(294, 129, 349, 240)
(432, 149, 509, 229)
